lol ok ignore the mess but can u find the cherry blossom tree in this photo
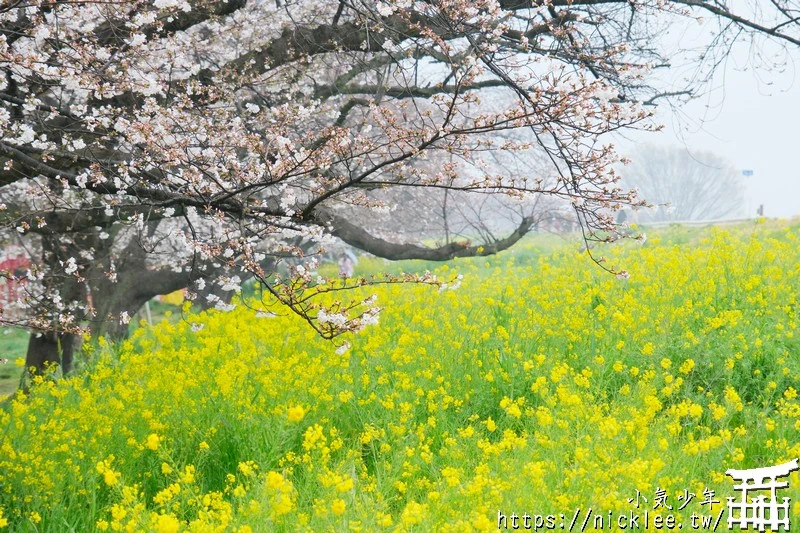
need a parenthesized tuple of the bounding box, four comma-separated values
(1, 0, 799, 371)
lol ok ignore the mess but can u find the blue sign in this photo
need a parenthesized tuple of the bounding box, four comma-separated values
(742, 169, 754, 176)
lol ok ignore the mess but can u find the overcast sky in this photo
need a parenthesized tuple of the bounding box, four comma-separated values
(620, 19, 800, 220)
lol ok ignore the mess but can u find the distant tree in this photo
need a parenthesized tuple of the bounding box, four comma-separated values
(622, 146, 746, 222)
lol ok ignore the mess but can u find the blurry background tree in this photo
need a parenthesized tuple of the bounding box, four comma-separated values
(622, 145, 746, 223)
(1, 0, 799, 373)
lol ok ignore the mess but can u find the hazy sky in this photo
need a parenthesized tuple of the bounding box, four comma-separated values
(620, 19, 800, 220)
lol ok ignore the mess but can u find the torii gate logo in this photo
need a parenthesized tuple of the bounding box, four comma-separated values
(726, 458, 799, 531)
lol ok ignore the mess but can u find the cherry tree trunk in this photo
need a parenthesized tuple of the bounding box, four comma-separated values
(24, 331, 79, 375)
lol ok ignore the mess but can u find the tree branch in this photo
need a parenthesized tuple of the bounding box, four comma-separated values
(317, 209, 535, 261)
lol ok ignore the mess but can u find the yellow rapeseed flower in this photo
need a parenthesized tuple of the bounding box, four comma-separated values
(103, 470, 120, 487)
(287, 405, 306, 422)
(145, 433, 161, 451)
(152, 513, 180, 533)
(331, 498, 346, 515)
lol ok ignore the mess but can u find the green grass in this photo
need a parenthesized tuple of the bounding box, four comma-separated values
(0, 327, 28, 398)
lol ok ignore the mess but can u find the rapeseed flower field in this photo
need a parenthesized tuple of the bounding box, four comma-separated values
(1, 222, 799, 531)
